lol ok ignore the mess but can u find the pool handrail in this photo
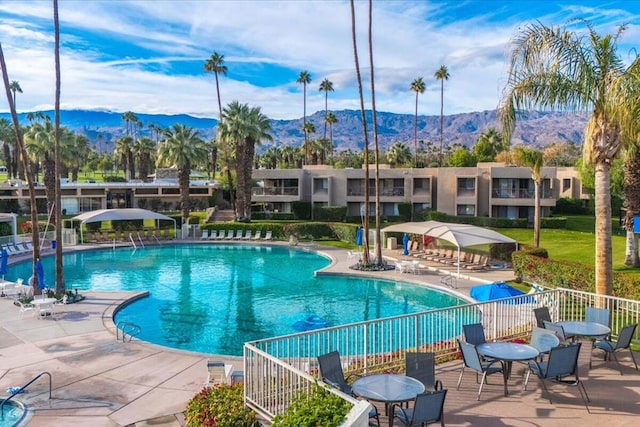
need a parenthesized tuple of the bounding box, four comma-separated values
(1, 371, 51, 419)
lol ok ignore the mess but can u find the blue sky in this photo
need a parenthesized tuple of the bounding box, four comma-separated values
(0, 0, 638, 120)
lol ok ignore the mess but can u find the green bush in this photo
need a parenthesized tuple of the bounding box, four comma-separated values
(185, 384, 257, 427)
(283, 222, 337, 240)
(291, 201, 312, 220)
(553, 197, 588, 215)
(103, 176, 127, 182)
(489, 243, 518, 262)
(329, 223, 359, 243)
(314, 206, 347, 222)
(540, 217, 567, 229)
(271, 382, 352, 427)
(397, 203, 412, 221)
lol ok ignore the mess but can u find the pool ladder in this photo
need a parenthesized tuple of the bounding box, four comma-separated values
(116, 321, 141, 342)
(0, 371, 51, 420)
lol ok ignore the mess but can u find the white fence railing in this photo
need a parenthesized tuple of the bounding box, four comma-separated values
(244, 288, 640, 425)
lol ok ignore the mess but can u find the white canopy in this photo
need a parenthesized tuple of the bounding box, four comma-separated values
(382, 220, 517, 278)
(71, 208, 176, 244)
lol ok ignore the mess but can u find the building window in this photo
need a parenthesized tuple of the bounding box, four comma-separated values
(457, 178, 475, 196)
(314, 178, 329, 194)
(563, 178, 571, 192)
(457, 204, 475, 216)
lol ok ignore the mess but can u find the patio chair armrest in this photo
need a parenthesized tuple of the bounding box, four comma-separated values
(389, 402, 408, 423)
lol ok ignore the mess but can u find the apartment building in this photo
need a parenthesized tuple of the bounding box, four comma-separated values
(251, 163, 588, 220)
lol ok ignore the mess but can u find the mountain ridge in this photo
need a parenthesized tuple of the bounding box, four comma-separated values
(0, 108, 587, 152)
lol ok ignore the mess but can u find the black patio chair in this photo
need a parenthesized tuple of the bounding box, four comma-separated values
(593, 323, 638, 375)
(462, 323, 487, 346)
(534, 307, 552, 328)
(391, 389, 447, 427)
(456, 339, 504, 400)
(405, 351, 443, 391)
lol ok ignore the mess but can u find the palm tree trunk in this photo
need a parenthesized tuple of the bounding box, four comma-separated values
(235, 142, 246, 220)
(243, 137, 256, 220)
(179, 166, 190, 224)
(439, 79, 444, 167)
(594, 160, 612, 298)
(368, 0, 382, 264)
(53, 0, 64, 294)
(414, 92, 418, 167)
(533, 180, 540, 247)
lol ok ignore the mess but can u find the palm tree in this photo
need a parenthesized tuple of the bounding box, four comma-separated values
(296, 71, 312, 163)
(218, 101, 273, 220)
(386, 142, 412, 167)
(325, 111, 338, 160)
(114, 136, 134, 177)
(133, 136, 155, 179)
(24, 119, 57, 212)
(204, 52, 227, 122)
(8, 81, 21, 110)
(622, 144, 640, 267)
(434, 65, 449, 167)
(53, 0, 65, 293)
(410, 77, 425, 167)
(512, 146, 544, 247)
(473, 127, 505, 162)
(349, 0, 370, 264)
(1, 42, 41, 289)
(301, 121, 316, 164)
(68, 133, 90, 182)
(500, 21, 640, 297)
(319, 78, 334, 139)
(157, 124, 207, 224)
(121, 111, 139, 180)
(0, 118, 14, 178)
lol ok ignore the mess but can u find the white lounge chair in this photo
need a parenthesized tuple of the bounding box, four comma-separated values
(5, 244, 19, 256)
(253, 230, 262, 240)
(224, 230, 234, 240)
(263, 230, 273, 240)
(201, 229, 209, 240)
(234, 230, 243, 239)
(209, 230, 218, 240)
(243, 230, 252, 240)
(205, 360, 233, 386)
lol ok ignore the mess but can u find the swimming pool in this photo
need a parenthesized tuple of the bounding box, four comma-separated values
(10, 245, 465, 356)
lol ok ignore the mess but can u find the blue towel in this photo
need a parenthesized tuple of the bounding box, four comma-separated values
(5, 386, 24, 394)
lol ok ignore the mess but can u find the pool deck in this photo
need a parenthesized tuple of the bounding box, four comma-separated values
(0, 241, 638, 426)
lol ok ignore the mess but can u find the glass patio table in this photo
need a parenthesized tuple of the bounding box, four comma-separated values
(555, 321, 610, 339)
(352, 374, 425, 427)
(477, 342, 539, 396)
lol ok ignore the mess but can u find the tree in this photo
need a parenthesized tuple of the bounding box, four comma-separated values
(319, 78, 334, 140)
(8, 80, 21, 110)
(24, 119, 58, 212)
(513, 146, 544, 247)
(157, 124, 207, 223)
(449, 146, 476, 167)
(53, 0, 65, 293)
(500, 21, 640, 297)
(473, 128, 505, 162)
(121, 111, 139, 180)
(434, 65, 449, 167)
(218, 102, 272, 220)
(296, 71, 312, 164)
(301, 121, 316, 164)
(204, 52, 227, 122)
(1, 42, 42, 293)
(622, 144, 640, 267)
(133, 136, 155, 179)
(409, 77, 425, 167)
(0, 118, 14, 177)
(114, 136, 134, 177)
(386, 142, 411, 167)
(325, 111, 338, 160)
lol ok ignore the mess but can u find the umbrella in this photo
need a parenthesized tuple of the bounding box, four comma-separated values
(470, 282, 527, 303)
(402, 233, 409, 255)
(35, 259, 46, 290)
(0, 249, 7, 279)
(355, 227, 363, 246)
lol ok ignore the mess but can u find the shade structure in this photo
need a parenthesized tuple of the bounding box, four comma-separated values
(35, 258, 46, 290)
(382, 220, 517, 277)
(70, 208, 177, 243)
(0, 249, 7, 278)
(470, 282, 525, 302)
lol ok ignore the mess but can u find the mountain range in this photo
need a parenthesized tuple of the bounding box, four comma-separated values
(1, 109, 588, 152)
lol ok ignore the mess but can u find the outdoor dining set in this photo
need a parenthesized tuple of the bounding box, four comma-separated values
(317, 307, 638, 426)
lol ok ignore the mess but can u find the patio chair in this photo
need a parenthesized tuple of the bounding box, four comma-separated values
(200, 229, 209, 240)
(37, 302, 55, 319)
(405, 352, 443, 391)
(534, 307, 552, 328)
(592, 323, 638, 375)
(463, 323, 487, 346)
(530, 327, 560, 361)
(543, 320, 571, 343)
(390, 389, 447, 427)
(234, 230, 243, 239)
(524, 343, 590, 411)
(17, 300, 36, 318)
(217, 230, 226, 239)
(585, 306, 610, 327)
(464, 255, 489, 271)
(208, 230, 218, 240)
(456, 340, 504, 400)
(317, 351, 380, 426)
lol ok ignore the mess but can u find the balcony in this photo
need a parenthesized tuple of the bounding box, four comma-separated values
(348, 187, 404, 197)
(252, 186, 299, 196)
(492, 188, 553, 199)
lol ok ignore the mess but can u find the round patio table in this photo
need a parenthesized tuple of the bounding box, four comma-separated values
(352, 374, 425, 427)
(477, 342, 539, 396)
(555, 321, 610, 338)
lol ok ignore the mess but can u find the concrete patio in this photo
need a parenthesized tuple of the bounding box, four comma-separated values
(0, 243, 638, 426)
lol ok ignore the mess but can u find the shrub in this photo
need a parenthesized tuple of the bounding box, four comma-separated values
(553, 197, 588, 215)
(271, 382, 352, 427)
(329, 223, 359, 243)
(291, 201, 312, 220)
(540, 217, 567, 229)
(314, 206, 347, 222)
(103, 176, 127, 182)
(489, 242, 518, 262)
(184, 384, 257, 427)
(397, 202, 412, 221)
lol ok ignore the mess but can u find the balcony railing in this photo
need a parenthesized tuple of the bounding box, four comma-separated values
(492, 188, 553, 199)
(244, 288, 640, 425)
(252, 186, 299, 196)
(348, 187, 404, 197)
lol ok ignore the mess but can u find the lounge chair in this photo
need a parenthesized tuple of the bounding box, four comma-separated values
(224, 230, 233, 240)
(234, 230, 243, 239)
(253, 230, 262, 240)
(465, 255, 488, 271)
(201, 229, 209, 240)
(243, 230, 252, 240)
(206, 360, 232, 386)
(263, 230, 273, 240)
(208, 230, 218, 240)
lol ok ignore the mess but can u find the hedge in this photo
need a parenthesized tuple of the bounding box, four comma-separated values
(425, 211, 528, 228)
(314, 206, 347, 222)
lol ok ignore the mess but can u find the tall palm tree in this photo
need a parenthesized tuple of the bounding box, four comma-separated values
(8, 81, 21, 110)
(204, 52, 227, 121)
(434, 65, 449, 167)
(301, 121, 316, 164)
(325, 112, 338, 160)
(349, 0, 370, 264)
(500, 21, 640, 297)
(319, 78, 334, 139)
(0, 118, 14, 178)
(0, 42, 41, 290)
(296, 71, 311, 163)
(121, 111, 139, 180)
(68, 133, 90, 182)
(24, 119, 57, 212)
(53, 0, 65, 293)
(622, 144, 640, 267)
(513, 147, 544, 247)
(206, 137, 218, 180)
(133, 136, 155, 179)
(218, 101, 273, 220)
(410, 77, 425, 167)
(114, 136, 134, 177)
(157, 124, 207, 224)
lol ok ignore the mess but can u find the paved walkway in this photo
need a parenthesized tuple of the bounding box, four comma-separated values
(0, 242, 638, 426)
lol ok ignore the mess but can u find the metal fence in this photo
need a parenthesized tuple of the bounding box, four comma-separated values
(244, 288, 640, 425)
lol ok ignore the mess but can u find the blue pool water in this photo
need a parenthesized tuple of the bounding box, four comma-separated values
(0, 400, 25, 427)
(9, 245, 465, 355)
